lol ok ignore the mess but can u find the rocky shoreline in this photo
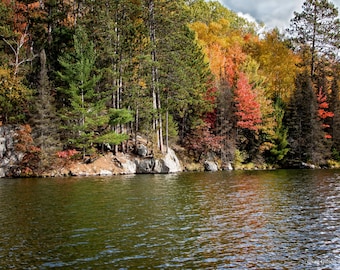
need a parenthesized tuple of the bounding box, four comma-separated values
(1, 125, 335, 178)
(56, 148, 184, 177)
(1, 125, 212, 178)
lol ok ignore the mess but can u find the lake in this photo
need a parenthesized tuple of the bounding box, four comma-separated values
(0, 170, 339, 269)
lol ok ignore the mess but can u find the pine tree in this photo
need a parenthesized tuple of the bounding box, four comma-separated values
(57, 26, 102, 158)
(288, 0, 340, 77)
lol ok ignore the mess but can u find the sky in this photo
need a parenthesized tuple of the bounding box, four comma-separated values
(216, 0, 340, 31)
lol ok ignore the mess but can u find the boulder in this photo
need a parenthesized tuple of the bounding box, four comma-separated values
(136, 158, 155, 173)
(204, 160, 218, 172)
(159, 148, 182, 173)
(136, 144, 148, 157)
(224, 163, 233, 171)
(135, 148, 182, 174)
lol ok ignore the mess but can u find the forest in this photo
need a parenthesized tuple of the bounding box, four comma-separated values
(0, 0, 340, 175)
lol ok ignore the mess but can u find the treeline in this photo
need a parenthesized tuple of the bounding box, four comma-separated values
(0, 0, 339, 174)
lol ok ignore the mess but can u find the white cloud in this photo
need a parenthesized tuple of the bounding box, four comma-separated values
(237, 12, 257, 24)
(216, 0, 340, 31)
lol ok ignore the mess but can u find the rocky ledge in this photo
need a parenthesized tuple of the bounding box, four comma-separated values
(58, 148, 183, 177)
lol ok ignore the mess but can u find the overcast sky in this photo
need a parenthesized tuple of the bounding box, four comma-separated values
(216, 0, 340, 30)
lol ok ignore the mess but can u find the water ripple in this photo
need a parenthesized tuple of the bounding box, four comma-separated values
(0, 170, 339, 269)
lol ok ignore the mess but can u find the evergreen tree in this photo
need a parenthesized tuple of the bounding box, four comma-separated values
(31, 49, 61, 171)
(329, 66, 340, 156)
(288, 0, 340, 77)
(57, 26, 102, 158)
(285, 71, 326, 165)
(266, 99, 289, 165)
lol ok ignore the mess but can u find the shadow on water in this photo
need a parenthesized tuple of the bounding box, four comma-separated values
(0, 169, 339, 269)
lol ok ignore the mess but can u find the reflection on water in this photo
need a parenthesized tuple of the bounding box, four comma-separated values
(0, 170, 339, 269)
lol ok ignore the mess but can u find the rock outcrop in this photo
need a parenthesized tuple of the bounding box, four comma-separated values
(62, 148, 182, 177)
(0, 126, 23, 177)
(135, 148, 182, 174)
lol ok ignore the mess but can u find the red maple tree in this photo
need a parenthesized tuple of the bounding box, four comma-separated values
(234, 72, 262, 131)
(317, 88, 334, 138)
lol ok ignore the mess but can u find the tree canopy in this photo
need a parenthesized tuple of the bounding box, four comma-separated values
(0, 0, 339, 174)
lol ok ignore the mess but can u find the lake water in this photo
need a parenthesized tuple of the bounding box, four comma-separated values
(0, 170, 339, 269)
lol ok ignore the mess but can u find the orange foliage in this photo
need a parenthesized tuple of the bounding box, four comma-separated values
(2, 0, 45, 35)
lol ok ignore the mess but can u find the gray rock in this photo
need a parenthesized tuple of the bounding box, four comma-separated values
(159, 148, 182, 173)
(204, 161, 218, 172)
(136, 144, 148, 157)
(224, 163, 233, 171)
(0, 168, 5, 178)
(135, 148, 182, 174)
(0, 125, 24, 178)
(136, 158, 155, 173)
(121, 159, 137, 174)
(99, 170, 113, 176)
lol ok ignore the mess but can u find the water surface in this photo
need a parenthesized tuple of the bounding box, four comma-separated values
(0, 170, 339, 269)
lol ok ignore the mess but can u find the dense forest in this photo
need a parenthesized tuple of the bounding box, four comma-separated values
(0, 0, 340, 175)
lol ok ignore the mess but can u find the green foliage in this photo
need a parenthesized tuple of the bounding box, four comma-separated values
(109, 109, 134, 126)
(268, 99, 290, 164)
(93, 132, 129, 146)
(57, 26, 103, 157)
(331, 148, 340, 161)
(233, 149, 248, 169)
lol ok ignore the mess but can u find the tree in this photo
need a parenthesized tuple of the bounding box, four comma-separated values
(330, 67, 340, 157)
(30, 49, 61, 171)
(317, 87, 334, 137)
(285, 70, 328, 165)
(184, 122, 223, 162)
(0, 66, 31, 123)
(288, 0, 340, 77)
(186, 0, 258, 33)
(246, 29, 299, 102)
(57, 26, 102, 158)
(94, 108, 134, 153)
(266, 99, 289, 165)
(234, 72, 262, 131)
(160, 25, 213, 144)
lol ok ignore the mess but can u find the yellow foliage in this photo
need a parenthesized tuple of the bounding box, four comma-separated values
(248, 30, 300, 102)
(0, 66, 31, 122)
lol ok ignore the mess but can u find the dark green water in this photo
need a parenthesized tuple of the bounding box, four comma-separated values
(0, 170, 339, 269)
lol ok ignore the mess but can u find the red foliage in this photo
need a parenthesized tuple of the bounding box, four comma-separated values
(14, 124, 41, 176)
(234, 73, 262, 131)
(317, 88, 334, 119)
(57, 149, 78, 159)
(317, 88, 334, 139)
(185, 122, 223, 161)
